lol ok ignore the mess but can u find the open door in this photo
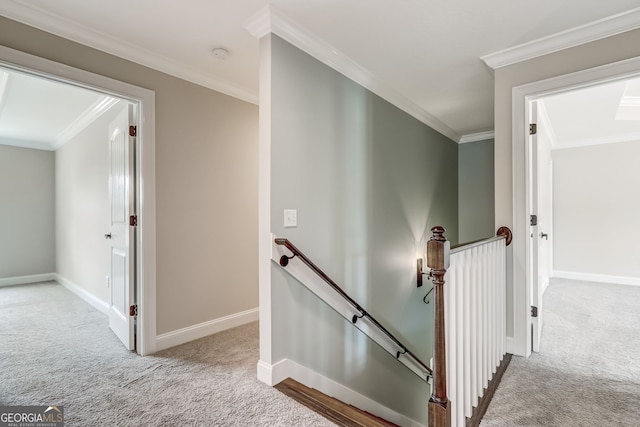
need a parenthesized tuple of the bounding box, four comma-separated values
(529, 101, 542, 353)
(107, 103, 136, 351)
(529, 100, 554, 353)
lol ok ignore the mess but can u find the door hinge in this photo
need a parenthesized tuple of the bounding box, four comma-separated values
(529, 123, 537, 135)
(129, 125, 137, 137)
(530, 214, 537, 226)
(531, 306, 538, 317)
(129, 215, 138, 226)
(129, 305, 138, 316)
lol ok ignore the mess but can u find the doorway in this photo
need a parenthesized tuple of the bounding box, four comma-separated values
(512, 55, 640, 357)
(0, 45, 157, 355)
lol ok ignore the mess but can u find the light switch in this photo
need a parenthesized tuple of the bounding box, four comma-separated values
(284, 209, 297, 227)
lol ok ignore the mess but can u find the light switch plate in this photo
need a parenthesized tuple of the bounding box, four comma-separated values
(284, 209, 297, 227)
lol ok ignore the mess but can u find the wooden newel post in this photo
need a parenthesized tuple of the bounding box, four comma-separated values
(427, 226, 451, 427)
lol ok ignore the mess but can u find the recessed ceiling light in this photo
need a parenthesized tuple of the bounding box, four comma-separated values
(211, 48, 230, 60)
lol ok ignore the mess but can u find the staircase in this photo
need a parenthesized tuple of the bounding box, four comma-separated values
(275, 378, 399, 427)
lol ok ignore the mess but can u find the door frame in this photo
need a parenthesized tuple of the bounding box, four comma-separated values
(511, 54, 640, 357)
(0, 45, 158, 356)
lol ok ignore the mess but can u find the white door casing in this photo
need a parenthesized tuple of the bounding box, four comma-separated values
(108, 104, 136, 350)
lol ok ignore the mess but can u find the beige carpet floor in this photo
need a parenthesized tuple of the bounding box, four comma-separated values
(481, 278, 640, 426)
(0, 281, 335, 426)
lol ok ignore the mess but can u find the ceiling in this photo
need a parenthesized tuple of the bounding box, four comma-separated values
(541, 76, 640, 150)
(0, 66, 119, 150)
(1, 1, 640, 143)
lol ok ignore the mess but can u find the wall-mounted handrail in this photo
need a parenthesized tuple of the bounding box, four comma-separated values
(274, 237, 433, 380)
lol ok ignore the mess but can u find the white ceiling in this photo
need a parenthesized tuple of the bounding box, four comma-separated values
(541, 76, 640, 150)
(1, 1, 640, 143)
(0, 67, 118, 150)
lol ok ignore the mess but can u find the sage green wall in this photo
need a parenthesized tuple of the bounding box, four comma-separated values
(0, 17, 259, 335)
(270, 36, 458, 423)
(458, 139, 494, 243)
(0, 145, 55, 279)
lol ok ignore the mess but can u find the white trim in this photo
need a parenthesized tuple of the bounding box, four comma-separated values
(0, 136, 52, 151)
(0, 273, 55, 287)
(482, 8, 640, 69)
(257, 36, 273, 369)
(541, 277, 550, 296)
(458, 130, 495, 144)
(256, 358, 426, 427)
(551, 131, 640, 151)
(0, 44, 158, 357)
(55, 274, 109, 314)
(244, 6, 459, 142)
(505, 336, 515, 355)
(511, 55, 640, 359)
(0, 1, 257, 104)
(156, 308, 259, 352)
(53, 96, 120, 149)
(553, 270, 640, 287)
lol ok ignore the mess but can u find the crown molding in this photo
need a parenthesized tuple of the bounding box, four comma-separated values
(0, 136, 53, 151)
(0, 1, 258, 104)
(482, 7, 640, 70)
(458, 130, 495, 144)
(552, 132, 640, 151)
(53, 96, 120, 149)
(244, 6, 460, 142)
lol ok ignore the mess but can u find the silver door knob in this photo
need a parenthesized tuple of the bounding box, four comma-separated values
(104, 233, 112, 239)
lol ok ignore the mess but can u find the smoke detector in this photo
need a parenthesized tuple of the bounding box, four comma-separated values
(211, 48, 230, 60)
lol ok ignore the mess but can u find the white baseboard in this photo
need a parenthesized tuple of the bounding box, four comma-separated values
(553, 270, 640, 287)
(506, 336, 515, 355)
(156, 307, 259, 351)
(0, 273, 56, 287)
(256, 358, 426, 427)
(55, 274, 109, 314)
(541, 277, 550, 295)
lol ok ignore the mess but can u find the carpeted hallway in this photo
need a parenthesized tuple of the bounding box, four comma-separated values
(0, 281, 335, 426)
(481, 278, 640, 426)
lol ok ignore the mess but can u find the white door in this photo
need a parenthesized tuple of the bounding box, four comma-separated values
(529, 101, 544, 353)
(107, 104, 136, 350)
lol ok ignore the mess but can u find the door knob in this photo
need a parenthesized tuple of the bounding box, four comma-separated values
(540, 232, 548, 240)
(104, 233, 112, 239)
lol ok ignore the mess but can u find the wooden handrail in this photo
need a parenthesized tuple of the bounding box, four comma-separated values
(451, 226, 512, 253)
(427, 225, 512, 427)
(274, 237, 433, 379)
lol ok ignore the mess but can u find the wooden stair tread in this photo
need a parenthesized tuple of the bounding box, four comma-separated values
(275, 378, 400, 427)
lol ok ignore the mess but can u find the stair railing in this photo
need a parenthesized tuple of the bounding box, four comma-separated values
(274, 237, 433, 382)
(426, 226, 512, 427)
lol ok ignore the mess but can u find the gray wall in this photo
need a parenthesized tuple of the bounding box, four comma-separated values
(0, 145, 55, 278)
(270, 36, 458, 423)
(458, 139, 494, 243)
(55, 102, 124, 302)
(0, 16, 259, 335)
(553, 140, 640, 279)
